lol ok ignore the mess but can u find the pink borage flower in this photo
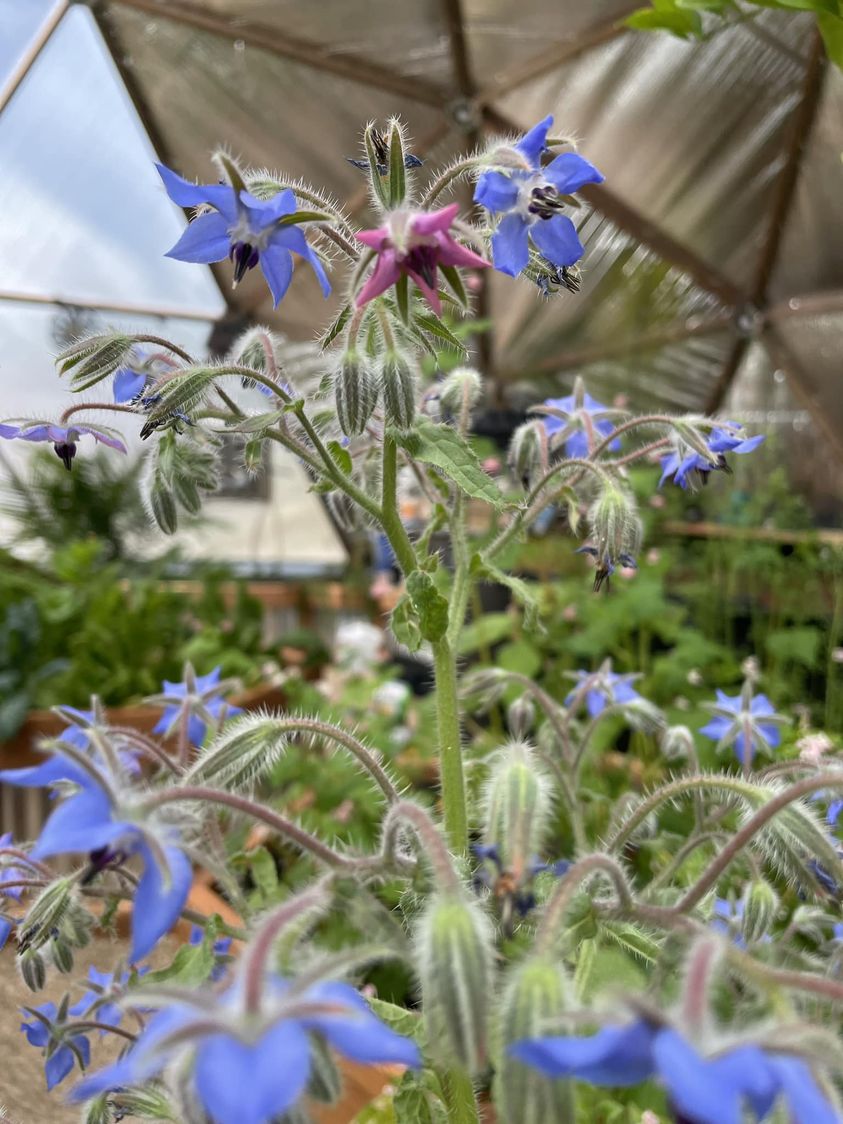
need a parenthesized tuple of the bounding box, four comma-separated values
(355, 203, 490, 315)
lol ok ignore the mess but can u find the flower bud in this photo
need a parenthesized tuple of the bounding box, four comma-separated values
(741, 880, 779, 944)
(439, 366, 483, 418)
(20, 878, 73, 954)
(416, 894, 493, 1074)
(19, 949, 46, 992)
(380, 353, 416, 430)
(587, 484, 641, 570)
(49, 936, 74, 974)
(483, 743, 552, 884)
(508, 420, 548, 485)
(334, 353, 378, 436)
(495, 957, 575, 1124)
(507, 695, 536, 741)
(661, 724, 696, 762)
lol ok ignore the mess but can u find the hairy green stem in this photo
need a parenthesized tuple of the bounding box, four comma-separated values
(381, 434, 418, 574)
(439, 1066, 481, 1124)
(433, 638, 469, 854)
(535, 854, 633, 955)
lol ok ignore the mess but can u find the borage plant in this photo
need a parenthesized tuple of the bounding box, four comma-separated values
(2, 117, 842, 1124)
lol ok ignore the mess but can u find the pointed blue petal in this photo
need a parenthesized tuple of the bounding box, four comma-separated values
(130, 845, 192, 962)
(258, 244, 294, 308)
(699, 717, 731, 741)
(544, 152, 604, 193)
(511, 1021, 656, 1085)
(530, 214, 584, 267)
(653, 1029, 744, 1124)
(269, 226, 331, 297)
(31, 791, 128, 860)
(0, 754, 92, 789)
(165, 213, 231, 264)
(491, 213, 530, 277)
(45, 1044, 78, 1090)
(300, 984, 421, 1068)
(769, 1056, 840, 1124)
(515, 116, 553, 167)
(113, 367, 147, 403)
(156, 164, 238, 222)
(241, 187, 296, 228)
(474, 170, 520, 214)
(194, 1022, 311, 1124)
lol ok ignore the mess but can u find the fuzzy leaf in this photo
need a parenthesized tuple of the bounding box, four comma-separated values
(406, 571, 449, 643)
(392, 420, 507, 509)
(472, 555, 540, 631)
(391, 594, 423, 652)
(414, 314, 468, 355)
(327, 439, 352, 475)
(142, 916, 222, 986)
(439, 265, 469, 309)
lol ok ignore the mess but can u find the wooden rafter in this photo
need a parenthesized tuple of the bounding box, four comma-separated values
(0, 0, 68, 115)
(706, 30, 827, 411)
(479, 4, 639, 101)
(110, 0, 448, 107)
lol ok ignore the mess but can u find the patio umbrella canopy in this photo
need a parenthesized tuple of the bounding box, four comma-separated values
(3, 0, 841, 509)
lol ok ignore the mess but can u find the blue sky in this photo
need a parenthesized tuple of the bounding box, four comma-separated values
(0, 0, 223, 426)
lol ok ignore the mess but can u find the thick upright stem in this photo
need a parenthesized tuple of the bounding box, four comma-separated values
(381, 433, 417, 574)
(440, 1066, 481, 1124)
(433, 638, 468, 854)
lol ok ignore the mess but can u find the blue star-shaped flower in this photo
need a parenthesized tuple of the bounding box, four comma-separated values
(71, 978, 420, 1124)
(660, 423, 764, 490)
(150, 666, 243, 746)
(475, 115, 603, 277)
(157, 164, 331, 308)
(538, 389, 620, 459)
(21, 1001, 91, 1091)
(0, 746, 192, 962)
(0, 421, 126, 471)
(700, 689, 782, 767)
(565, 663, 642, 718)
(511, 1018, 838, 1124)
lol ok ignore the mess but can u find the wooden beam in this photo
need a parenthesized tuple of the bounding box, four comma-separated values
(751, 31, 826, 306)
(0, 288, 218, 323)
(480, 5, 639, 100)
(0, 0, 68, 114)
(111, 0, 448, 107)
(767, 290, 843, 321)
(440, 0, 475, 100)
(704, 335, 750, 413)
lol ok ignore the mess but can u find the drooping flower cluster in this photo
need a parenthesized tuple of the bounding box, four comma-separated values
(660, 423, 765, 490)
(0, 421, 126, 470)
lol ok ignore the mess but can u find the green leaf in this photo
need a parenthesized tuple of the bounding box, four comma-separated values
(439, 265, 469, 309)
(599, 921, 662, 965)
(414, 314, 469, 355)
(142, 916, 222, 987)
(765, 625, 822, 668)
(320, 303, 352, 351)
(327, 439, 353, 475)
(249, 846, 279, 902)
(497, 640, 542, 678)
(573, 937, 598, 1000)
(818, 11, 843, 67)
(368, 996, 423, 1042)
(472, 556, 540, 632)
(391, 419, 507, 509)
(230, 410, 285, 433)
(626, 5, 704, 36)
(388, 120, 407, 207)
(456, 611, 513, 656)
(675, 0, 729, 9)
(391, 595, 423, 652)
(406, 571, 449, 643)
(274, 210, 333, 227)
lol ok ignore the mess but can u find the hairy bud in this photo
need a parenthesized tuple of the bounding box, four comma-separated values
(416, 894, 493, 1074)
(49, 936, 75, 974)
(508, 421, 549, 486)
(380, 353, 416, 430)
(19, 878, 73, 955)
(661, 724, 696, 762)
(439, 366, 483, 419)
(742, 880, 779, 944)
(334, 353, 378, 436)
(19, 949, 46, 992)
(483, 743, 552, 884)
(495, 957, 575, 1124)
(507, 695, 536, 741)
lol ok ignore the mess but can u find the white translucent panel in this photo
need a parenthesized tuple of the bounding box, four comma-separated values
(0, 5, 225, 315)
(0, 303, 212, 440)
(0, 0, 56, 87)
